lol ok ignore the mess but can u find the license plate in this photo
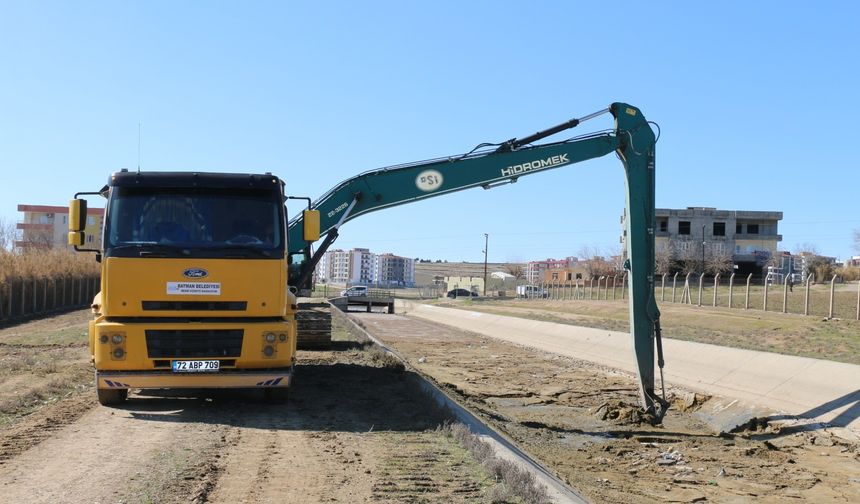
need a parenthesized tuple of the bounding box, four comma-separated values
(172, 360, 220, 373)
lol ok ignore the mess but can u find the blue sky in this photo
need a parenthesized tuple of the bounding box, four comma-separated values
(2, 1, 858, 262)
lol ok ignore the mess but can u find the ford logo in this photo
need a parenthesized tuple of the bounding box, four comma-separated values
(183, 268, 208, 279)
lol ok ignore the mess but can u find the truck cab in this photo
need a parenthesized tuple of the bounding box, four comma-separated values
(70, 171, 318, 405)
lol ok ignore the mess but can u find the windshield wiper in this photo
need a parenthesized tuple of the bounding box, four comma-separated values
(111, 243, 190, 257)
(201, 246, 274, 258)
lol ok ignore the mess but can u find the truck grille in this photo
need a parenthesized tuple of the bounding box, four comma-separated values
(145, 329, 244, 358)
(142, 301, 247, 311)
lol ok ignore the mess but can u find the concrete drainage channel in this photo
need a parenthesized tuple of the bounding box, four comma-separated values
(329, 304, 589, 504)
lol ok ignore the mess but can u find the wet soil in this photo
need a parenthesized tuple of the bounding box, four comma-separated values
(354, 312, 860, 503)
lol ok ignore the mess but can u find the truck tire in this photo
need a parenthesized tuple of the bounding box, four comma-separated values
(97, 388, 128, 406)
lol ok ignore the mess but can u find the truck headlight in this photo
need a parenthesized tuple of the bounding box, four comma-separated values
(265, 332, 276, 343)
(111, 334, 124, 344)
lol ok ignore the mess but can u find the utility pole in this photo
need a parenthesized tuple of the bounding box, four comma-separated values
(483, 233, 489, 296)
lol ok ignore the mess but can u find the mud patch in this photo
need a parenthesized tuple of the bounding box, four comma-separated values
(592, 400, 654, 425)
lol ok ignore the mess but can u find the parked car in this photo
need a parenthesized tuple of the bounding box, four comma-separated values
(446, 288, 478, 298)
(340, 285, 368, 297)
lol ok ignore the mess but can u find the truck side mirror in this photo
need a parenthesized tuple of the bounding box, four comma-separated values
(69, 199, 87, 232)
(303, 210, 320, 242)
(68, 199, 87, 246)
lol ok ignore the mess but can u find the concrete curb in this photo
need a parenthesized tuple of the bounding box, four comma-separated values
(333, 306, 589, 504)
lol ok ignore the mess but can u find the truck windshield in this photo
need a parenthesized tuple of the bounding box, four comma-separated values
(106, 187, 284, 258)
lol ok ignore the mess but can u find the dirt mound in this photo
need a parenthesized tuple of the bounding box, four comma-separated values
(591, 400, 654, 425)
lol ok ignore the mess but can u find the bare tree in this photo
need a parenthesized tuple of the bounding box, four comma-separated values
(504, 263, 525, 280)
(854, 230, 860, 254)
(807, 255, 834, 282)
(0, 217, 18, 251)
(655, 241, 676, 275)
(578, 246, 608, 279)
(677, 242, 702, 275)
(706, 249, 733, 276)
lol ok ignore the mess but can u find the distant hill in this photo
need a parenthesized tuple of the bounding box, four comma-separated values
(414, 261, 521, 285)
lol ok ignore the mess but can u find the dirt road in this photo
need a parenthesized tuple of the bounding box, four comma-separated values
(353, 312, 860, 503)
(0, 313, 498, 504)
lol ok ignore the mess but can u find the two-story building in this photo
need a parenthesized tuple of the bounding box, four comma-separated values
(621, 207, 783, 276)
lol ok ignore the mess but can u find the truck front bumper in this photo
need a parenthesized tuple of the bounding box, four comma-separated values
(97, 368, 292, 390)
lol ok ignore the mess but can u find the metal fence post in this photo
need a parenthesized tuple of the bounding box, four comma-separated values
(804, 273, 813, 316)
(763, 277, 769, 312)
(589, 278, 594, 300)
(782, 275, 789, 314)
(713, 273, 720, 307)
(622, 273, 627, 300)
(745, 273, 752, 309)
(829, 274, 837, 319)
(612, 275, 617, 300)
(661, 274, 666, 302)
(697, 273, 704, 307)
(672, 272, 678, 303)
(728, 272, 735, 309)
(856, 280, 859, 321)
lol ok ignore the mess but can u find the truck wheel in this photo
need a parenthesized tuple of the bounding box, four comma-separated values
(264, 387, 289, 404)
(97, 388, 128, 406)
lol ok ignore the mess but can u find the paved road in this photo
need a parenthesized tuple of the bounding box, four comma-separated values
(398, 301, 860, 430)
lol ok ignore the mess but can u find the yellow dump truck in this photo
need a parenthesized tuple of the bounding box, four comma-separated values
(69, 171, 319, 405)
(73, 103, 666, 417)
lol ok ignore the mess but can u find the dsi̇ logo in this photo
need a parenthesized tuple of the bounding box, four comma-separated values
(183, 268, 209, 279)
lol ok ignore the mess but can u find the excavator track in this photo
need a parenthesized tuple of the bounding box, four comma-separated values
(296, 302, 332, 349)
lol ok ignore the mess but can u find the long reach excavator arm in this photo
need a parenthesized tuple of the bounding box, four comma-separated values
(288, 102, 666, 417)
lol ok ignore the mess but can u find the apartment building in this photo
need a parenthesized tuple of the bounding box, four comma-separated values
(315, 248, 414, 286)
(349, 248, 377, 285)
(376, 253, 415, 286)
(525, 256, 578, 284)
(16, 204, 104, 250)
(316, 248, 351, 284)
(620, 207, 783, 275)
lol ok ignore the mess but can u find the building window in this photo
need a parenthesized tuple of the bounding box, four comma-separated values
(736, 223, 743, 234)
(678, 221, 691, 235)
(713, 222, 725, 236)
(658, 219, 668, 232)
(747, 224, 759, 234)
